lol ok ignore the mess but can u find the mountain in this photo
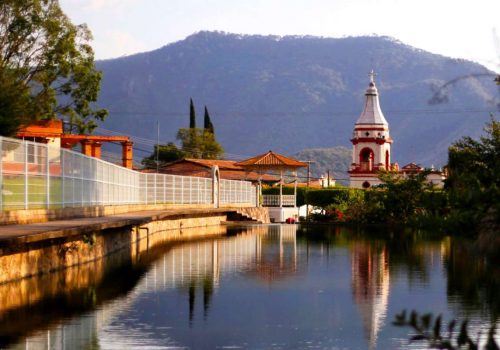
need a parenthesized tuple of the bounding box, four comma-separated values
(95, 31, 499, 170)
(293, 147, 352, 185)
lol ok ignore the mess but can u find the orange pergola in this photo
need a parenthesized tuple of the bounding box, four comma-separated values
(16, 119, 134, 169)
(236, 151, 307, 207)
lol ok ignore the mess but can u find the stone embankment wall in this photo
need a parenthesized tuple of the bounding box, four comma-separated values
(0, 202, 256, 225)
(237, 207, 271, 223)
(0, 207, 269, 284)
(0, 214, 228, 284)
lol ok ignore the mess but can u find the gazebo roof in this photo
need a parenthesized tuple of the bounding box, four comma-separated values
(236, 151, 307, 171)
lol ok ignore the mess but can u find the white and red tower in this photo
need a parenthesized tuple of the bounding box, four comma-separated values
(349, 71, 394, 188)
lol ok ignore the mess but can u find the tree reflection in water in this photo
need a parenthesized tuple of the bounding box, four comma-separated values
(444, 238, 500, 320)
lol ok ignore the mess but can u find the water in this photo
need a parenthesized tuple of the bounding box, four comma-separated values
(1, 224, 498, 349)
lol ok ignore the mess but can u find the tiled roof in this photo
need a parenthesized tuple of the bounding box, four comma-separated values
(181, 158, 243, 170)
(236, 151, 307, 169)
(401, 162, 424, 170)
(153, 158, 279, 182)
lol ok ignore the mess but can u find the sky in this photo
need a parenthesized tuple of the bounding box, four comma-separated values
(59, 0, 500, 72)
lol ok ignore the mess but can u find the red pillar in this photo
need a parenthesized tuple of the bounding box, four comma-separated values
(121, 141, 133, 169)
(91, 142, 102, 159)
(81, 140, 93, 157)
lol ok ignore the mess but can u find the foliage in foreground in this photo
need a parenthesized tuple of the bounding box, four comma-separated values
(0, 0, 107, 135)
(393, 310, 499, 350)
(303, 178, 446, 227)
(445, 117, 500, 234)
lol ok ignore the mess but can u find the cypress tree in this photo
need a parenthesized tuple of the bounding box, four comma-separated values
(203, 106, 215, 134)
(189, 98, 196, 128)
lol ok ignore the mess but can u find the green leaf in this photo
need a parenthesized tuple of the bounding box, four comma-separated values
(457, 320, 469, 346)
(433, 314, 442, 339)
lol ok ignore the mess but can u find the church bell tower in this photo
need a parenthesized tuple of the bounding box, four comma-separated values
(349, 71, 394, 188)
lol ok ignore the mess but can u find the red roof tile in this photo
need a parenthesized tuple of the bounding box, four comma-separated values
(151, 158, 279, 182)
(235, 151, 307, 170)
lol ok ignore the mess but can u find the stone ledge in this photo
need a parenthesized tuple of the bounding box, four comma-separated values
(0, 203, 256, 225)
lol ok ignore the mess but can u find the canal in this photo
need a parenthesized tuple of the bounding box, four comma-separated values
(1, 224, 498, 349)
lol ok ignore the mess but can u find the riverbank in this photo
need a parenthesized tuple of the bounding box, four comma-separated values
(0, 207, 269, 283)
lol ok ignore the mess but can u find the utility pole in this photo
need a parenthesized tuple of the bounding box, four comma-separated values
(156, 121, 160, 173)
(327, 170, 330, 187)
(302, 160, 314, 220)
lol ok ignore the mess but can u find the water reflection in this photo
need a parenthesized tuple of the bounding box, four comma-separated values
(351, 241, 389, 350)
(444, 238, 500, 319)
(1, 224, 498, 349)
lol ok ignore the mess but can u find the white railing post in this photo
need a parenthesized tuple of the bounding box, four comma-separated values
(154, 173, 157, 205)
(46, 145, 50, 208)
(24, 141, 28, 209)
(0, 137, 2, 211)
(61, 149, 65, 208)
(81, 157, 84, 207)
(173, 176, 176, 204)
(163, 175, 166, 203)
(0, 137, 3, 211)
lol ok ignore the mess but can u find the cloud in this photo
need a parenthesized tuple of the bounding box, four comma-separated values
(62, 0, 139, 12)
(98, 30, 147, 59)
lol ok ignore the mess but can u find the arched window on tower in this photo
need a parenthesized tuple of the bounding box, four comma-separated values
(385, 150, 390, 170)
(359, 148, 374, 171)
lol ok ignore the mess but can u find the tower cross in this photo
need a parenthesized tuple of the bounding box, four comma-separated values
(369, 70, 377, 83)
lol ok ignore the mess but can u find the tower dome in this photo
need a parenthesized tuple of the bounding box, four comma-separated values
(355, 71, 388, 126)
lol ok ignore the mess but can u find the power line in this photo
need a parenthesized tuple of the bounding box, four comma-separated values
(103, 106, 499, 117)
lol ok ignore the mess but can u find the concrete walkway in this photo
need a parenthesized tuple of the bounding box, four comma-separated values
(0, 208, 233, 246)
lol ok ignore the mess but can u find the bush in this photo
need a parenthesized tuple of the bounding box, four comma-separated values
(305, 188, 363, 209)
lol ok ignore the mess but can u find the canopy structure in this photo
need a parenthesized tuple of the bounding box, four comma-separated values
(236, 151, 307, 172)
(236, 151, 307, 213)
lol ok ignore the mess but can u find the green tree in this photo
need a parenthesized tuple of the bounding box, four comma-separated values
(176, 128, 224, 159)
(204, 106, 214, 134)
(446, 117, 500, 231)
(141, 142, 185, 168)
(376, 170, 433, 224)
(0, 69, 32, 135)
(0, 0, 107, 136)
(189, 98, 196, 129)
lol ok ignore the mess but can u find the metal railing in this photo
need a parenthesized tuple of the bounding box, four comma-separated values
(0, 136, 256, 210)
(262, 194, 296, 207)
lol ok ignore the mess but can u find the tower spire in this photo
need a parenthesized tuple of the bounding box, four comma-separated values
(369, 70, 376, 84)
(355, 71, 387, 125)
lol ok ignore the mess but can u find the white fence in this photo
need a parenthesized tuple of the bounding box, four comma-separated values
(262, 194, 296, 207)
(0, 136, 256, 210)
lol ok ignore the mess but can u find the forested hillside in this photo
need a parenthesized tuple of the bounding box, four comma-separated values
(96, 31, 499, 167)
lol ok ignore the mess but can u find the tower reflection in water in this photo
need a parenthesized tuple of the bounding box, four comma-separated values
(350, 241, 390, 350)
